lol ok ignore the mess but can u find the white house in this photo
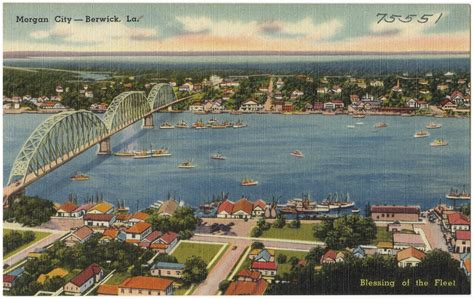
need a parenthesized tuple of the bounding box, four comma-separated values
(239, 100, 263, 112)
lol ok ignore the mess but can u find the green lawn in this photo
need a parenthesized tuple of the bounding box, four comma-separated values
(171, 241, 224, 265)
(106, 271, 131, 285)
(259, 223, 320, 242)
(3, 229, 51, 259)
(372, 227, 393, 245)
(274, 249, 308, 275)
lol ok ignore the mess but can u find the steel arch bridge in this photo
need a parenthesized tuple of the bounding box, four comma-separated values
(8, 111, 108, 185)
(147, 83, 177, 110)
(5, 83, 184, 199)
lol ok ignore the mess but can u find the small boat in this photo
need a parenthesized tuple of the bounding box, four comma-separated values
(210, 123, 226, 129)
(70, 171, 89, 181)
(208, 118, 218, 124)
(179, 160, 195, 169)
(352, 114, 365, 118)
(176, 120, 189, 128)
(351, 208, 360, 213)
(374, 122, 387, 128)
(356, 122, 364, 125)
(317, 192, 355, 210)
(290, 150, 304, 158)
(233, 120, 247, 128)
(430, 139, 448, 147)
(240, 178, 258, 186)
(414, 130, 430, 138)
(347, 125, 356, 128)
(426, 122, 442, 129)
(151, 148, 171, 157)
(133, 150, 152, 159)
(114, 147, 135, 157)
(160, 122, 175, 129)
(192, 120, 207, 129)
(211, 152, 226, 160)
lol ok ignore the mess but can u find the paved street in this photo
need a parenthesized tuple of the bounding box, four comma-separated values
(414, 220, 448, 251)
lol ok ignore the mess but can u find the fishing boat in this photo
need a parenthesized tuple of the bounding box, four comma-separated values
(426, 122, 442, 129)
(133, 150, 152, 159)
(114, 146, 135, 157)
(70, 171, 89, 181)
(347, 125, 356, 128)
(178, 160, 195, 169)
(351, 208, 360, 214)
(414, 130, 430, 138)
(430, 138, 448, 147)
(151, 148, 171, 157)
(160, 122, 175, 129)
(281, 195, 330, 213)
(233, 120, 247, 128)
(211, 152, 226, 160)
(210, 123, 226, 129)
(192, 120, 207, 129)
(374, 122, 387, 128)
(290, 150, 304, 158)
(240, 178, 258, 186)
(208, 118, 218, 124)
(352, 114, 366, 118)
(317, 192, 355, 210)
(446, 187, 471, 200)
(176, 120, 189, 128)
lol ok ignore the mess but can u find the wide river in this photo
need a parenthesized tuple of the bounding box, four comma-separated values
(3, 113, 470, 211)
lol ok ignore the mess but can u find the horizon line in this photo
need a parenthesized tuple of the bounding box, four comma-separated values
(4, 50, 470, 59)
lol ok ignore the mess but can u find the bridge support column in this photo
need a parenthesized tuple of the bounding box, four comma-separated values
(142, 114, 154, 129)
(98, 138, 111, 155)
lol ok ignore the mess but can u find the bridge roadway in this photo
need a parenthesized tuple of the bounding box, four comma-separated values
(3, 96, 190, 200)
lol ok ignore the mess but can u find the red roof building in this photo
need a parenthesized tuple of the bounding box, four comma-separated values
(118, 276, 173, 295)
(321, 250, 337, 264)
(217, 200, 234, 216)
(251, 261, 277, 271)
(371, 205, 420, 222)
(224, 279, 268, 295)
(64, 263, 103, 295)
(236, 269, 262, 282)
(455, 230, 471, 240)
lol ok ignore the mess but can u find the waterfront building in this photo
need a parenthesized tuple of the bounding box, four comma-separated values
(252, 200, 266, 217)
(370, 205, 420, 222)
(88, 202, 114, 214)
(64, 226, 95, 247)
(128, 211, 150, 224)
(157, 199, 179, 216)
(189, 104, 204, 112)
(71, 203, 95, 217)
(83, 213, 116, 228)
(446, 212, 470, 233)
(239, 100, 263, 112)
(387, 220, 403, 232)
(453, 230, 471, 254)
(150, 262, 185, 278)
(323, 102, 336, 110)
(236, 269, 262, 282)
(63, 263, 104, 295)
(396, 247, 425, 268)
(118, 276, 173, 296)
(393, 233, 426, 251)
(55, 201, 78, 217)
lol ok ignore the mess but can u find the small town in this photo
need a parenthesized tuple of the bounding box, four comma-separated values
(2, 191, 471, 295)
(3, 70, 471, 118)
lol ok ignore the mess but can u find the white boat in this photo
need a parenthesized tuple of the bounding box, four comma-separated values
(178, 160, 195, 168)
(353, 114, 366, 118)
(414, 130, 430, 138)
(430, 139, 448, 147)
(133, 150, 152, 159)
(347, 125, 356, 128)
(176, 120, 189, 128)
(374, 122, 387, 128)
(152, 148, 172, 157)
(317, 192, 355, 210)
(352, 208, 360, 213)
(445, 187, 471, 200)
(160, 122, 175, 129)
(211, 152, 226, 160)
(356, 122, 364, 125)
(426, 122, 442, 129)
(290, 150, 304, 158)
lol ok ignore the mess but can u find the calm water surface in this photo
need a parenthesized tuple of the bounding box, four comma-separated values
(3, 113, 470, 211)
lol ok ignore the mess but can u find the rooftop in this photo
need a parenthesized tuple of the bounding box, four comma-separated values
(119, 276, 173, 291)
(396, 247, 426, 262)
(126, 222, 151, 234)
(371, 205, 420, 214)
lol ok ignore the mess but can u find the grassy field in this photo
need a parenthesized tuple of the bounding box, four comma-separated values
(274, 249, 308, 275)
(171, 241, 224, 265)
(259, 223, 320, 242)
(372, 227, 393, 244)
(106, 271, 131, 285)
(3, 229, 51, 259)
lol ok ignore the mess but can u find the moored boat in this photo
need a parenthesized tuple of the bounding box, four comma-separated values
(70, 171, 89, 181)
(290, 150, 304, 158)
(233, 120, 247, 128)
(351, 208, 360, 213)
(176, 120, 189, 128)
(160, 122, 175, 129)
(317, 192, 355, 210)
(414, 130, 430, 138)
(114, 147, 135, 157)
(445, 187, 471, 200)
(374, 122, 387, 128)
(211, 152, 226, 160)
(178, 160, 195, 168)
(133, 150, 152, 159)
(151, 148, 171, 157)
(426, 122, 442, 129)
(430, 138, 448, 147)
(240, 178, 258, 186)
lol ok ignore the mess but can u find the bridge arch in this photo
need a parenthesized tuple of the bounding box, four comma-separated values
(8, 111, 108, 185)
(103, 91, 150, 131)
(147, 83, 177, 110)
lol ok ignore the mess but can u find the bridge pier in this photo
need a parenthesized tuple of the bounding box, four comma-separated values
(98, 138, 111, 155)
(142, 114, 154, 129)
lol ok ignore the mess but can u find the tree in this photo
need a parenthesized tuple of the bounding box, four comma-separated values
(272, 214, 286, 228)
(4, 195, 55, 226)
(178, 230, 194, 240)
(182, 256, 208, 284)
(277, 254, 287, 264)
(305, 247, 325, 264)
(43, 276, 65, 292)
(250, 226, 262, 237)
(251, 241, 265, 250)
(218, 280, 230, 293)
(288, 256, 299, 267)
(146, 206, 199, 233)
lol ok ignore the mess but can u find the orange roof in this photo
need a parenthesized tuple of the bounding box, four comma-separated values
(396, 247, 426, 262)
(232, 198, 253, 215)
(97, 284, 118, 295)
(224, 279, 268, 295)
(126, 222, 151, 234)
(90, 202, 113, 213)
(102, 228, 119, 238)
(217, 200, 234, 214)
(72, 226, 94, 241)
(131, 211, 150, 221)
(253, 200, 266, 210)
(237, 269, 261, 280)
(464, 259, 471, 273)
(150, 243, 168, 250)
(116, 213, 131, 221)
(119, 276, 173, 291)
(58, 202, 78, 213)
(448, 213, 470, 225)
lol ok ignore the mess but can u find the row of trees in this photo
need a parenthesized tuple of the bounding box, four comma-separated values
(267, 249, 470, 295)
(146, 206, 199, 240)
(3, 230, 35, 254)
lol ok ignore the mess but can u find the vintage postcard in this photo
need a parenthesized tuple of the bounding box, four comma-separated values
(1, 1, 471, 296)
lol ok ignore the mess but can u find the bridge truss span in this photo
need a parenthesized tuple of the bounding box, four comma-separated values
(7, 110, 108, 185)
(103, 91, 149, 131)
(147, 83, 177, 110)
